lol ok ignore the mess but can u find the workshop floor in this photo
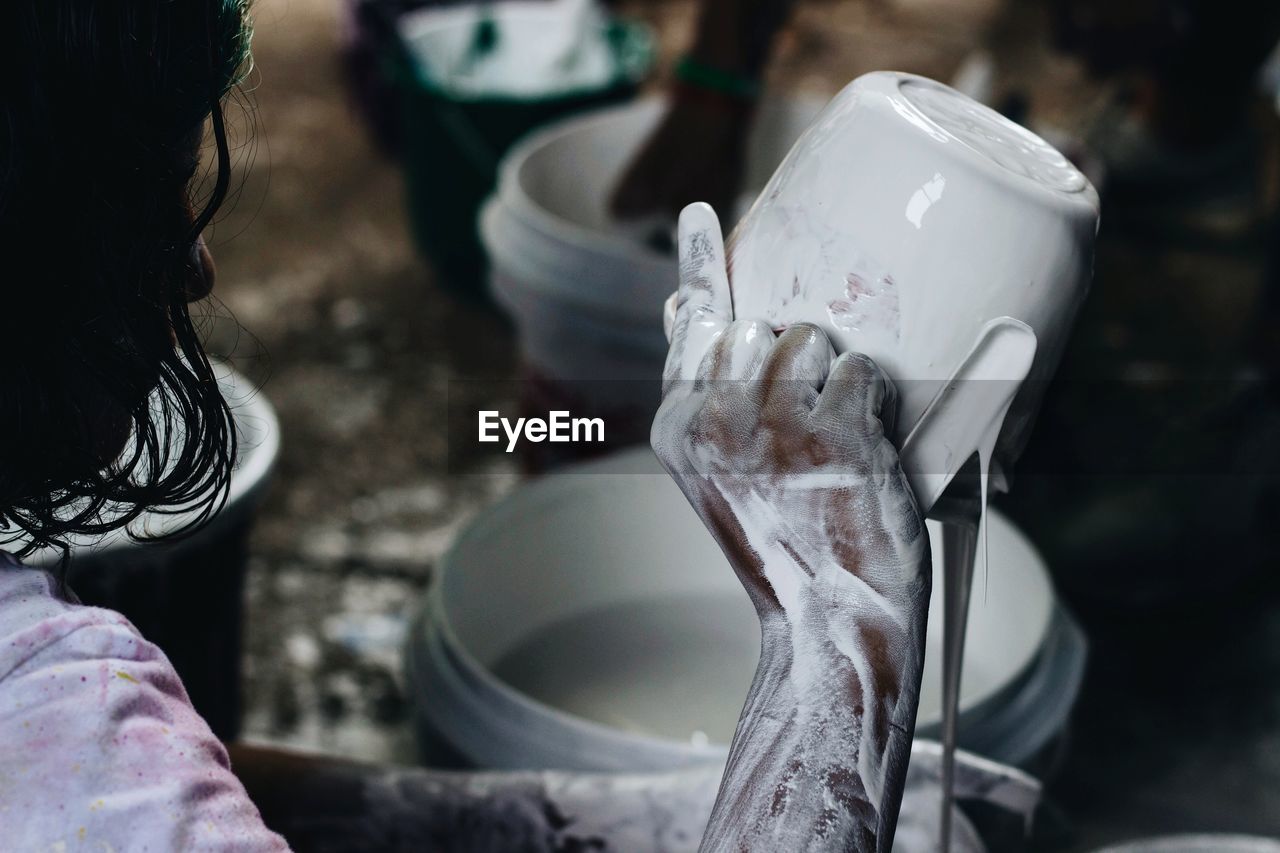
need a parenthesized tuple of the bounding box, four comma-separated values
(206, 0, 1280, 849)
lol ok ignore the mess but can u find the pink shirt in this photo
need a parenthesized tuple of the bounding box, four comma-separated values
(0, 559, 288, 851)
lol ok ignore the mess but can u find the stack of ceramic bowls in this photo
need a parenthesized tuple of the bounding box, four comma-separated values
(407, 447, 1086, 773)
(479, 96, 827, 457)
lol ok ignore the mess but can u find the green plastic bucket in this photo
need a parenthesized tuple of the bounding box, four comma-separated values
(392, 3, 653, 299)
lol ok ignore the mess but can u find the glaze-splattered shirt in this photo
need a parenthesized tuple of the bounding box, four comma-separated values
(0, 561, 288, 850)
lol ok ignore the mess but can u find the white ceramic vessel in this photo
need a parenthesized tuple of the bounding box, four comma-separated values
(665, 72, 1099, 512)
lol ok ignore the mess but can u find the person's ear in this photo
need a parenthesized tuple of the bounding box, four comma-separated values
(186, 234, 216, 302)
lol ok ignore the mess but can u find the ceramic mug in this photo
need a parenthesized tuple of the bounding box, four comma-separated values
(665, 71, 1099, 513)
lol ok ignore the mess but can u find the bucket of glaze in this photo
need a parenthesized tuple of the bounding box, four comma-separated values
(480, 96, 827, 463)
(394, 1, 652, 297)
(24, 365, 280, 739)
(406, 446, 1085, 772)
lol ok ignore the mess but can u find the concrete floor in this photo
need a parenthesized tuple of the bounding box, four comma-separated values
(202, 0, 1280, 849)
(206, 0, 522, 765)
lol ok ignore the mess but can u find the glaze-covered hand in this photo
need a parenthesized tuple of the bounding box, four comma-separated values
(652, 203, 932, 853)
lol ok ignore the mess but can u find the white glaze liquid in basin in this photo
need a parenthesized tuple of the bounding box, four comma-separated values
(490, 594, 759, 744)
(487, 587, 1014, 745)
(440, 449, 1053, 747)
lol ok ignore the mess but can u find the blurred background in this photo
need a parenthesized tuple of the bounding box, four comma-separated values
(62, 0, 1280, 849)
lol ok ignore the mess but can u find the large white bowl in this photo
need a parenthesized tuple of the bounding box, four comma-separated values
(481, 96, 826, 384)
(409, 447, 1076, 772)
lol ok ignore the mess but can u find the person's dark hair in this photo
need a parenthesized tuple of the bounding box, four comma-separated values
(0, 2, 254, 556)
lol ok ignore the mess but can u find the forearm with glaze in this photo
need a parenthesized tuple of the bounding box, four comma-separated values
(700, 570, 929, 853)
